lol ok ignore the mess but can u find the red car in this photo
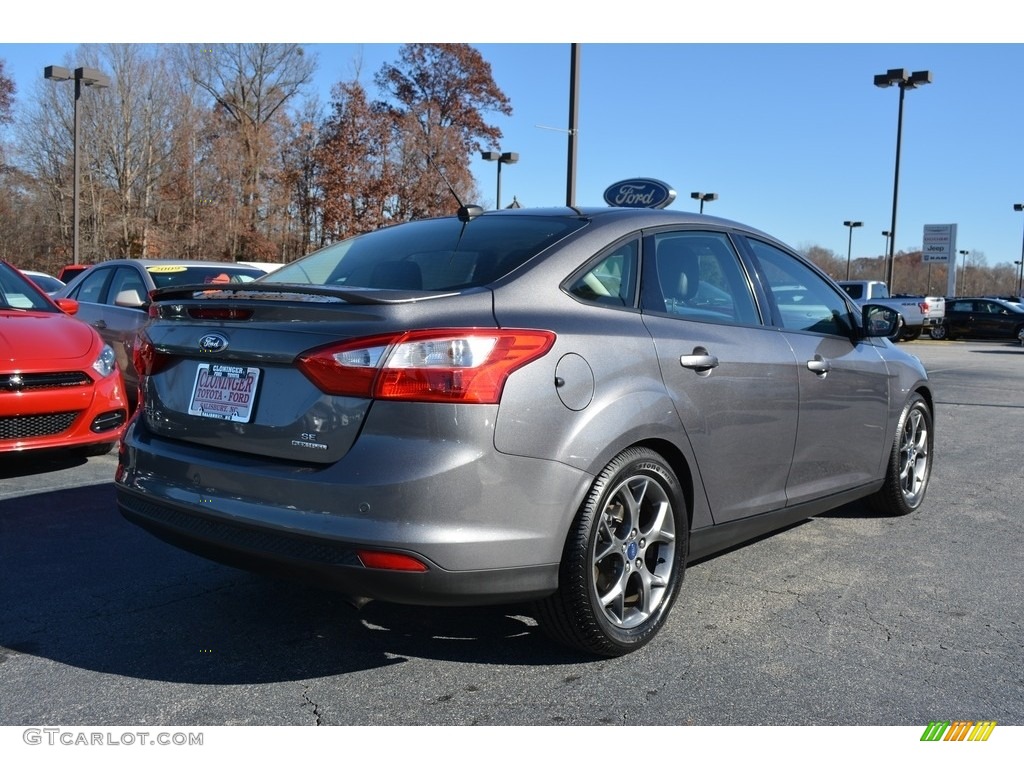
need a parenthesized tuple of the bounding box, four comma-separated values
(1, 260, 128, 454)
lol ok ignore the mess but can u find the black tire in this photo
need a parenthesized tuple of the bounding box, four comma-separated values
(928, 324, 947, 340)
(535, 447, 688, 656)
(900, 327, 922, 341)
(868, 393, 933, 516)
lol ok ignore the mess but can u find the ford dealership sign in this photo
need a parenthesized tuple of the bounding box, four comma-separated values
(603, 178, 677, 209)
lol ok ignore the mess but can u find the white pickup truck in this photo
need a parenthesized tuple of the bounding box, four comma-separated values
(838, 280, 945, 342)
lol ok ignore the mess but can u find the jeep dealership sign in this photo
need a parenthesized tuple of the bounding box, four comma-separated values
(603, 178, 677, 209)
(922, 223, 957, 263)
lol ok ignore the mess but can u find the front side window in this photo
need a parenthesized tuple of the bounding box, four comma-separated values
(71, 267, 113, 304)
(640, 231, 759, 326)
(746, 238, 854, 336)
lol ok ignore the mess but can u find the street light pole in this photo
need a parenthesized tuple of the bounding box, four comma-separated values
(881, 231, 891, 280)
(874, 68, 931, 292)
(957, 249, 969, 296)
(1014, 204, 1024, 296)
(481, 150, 519, 209)
(690, 191, 718, 214)
(44, 65, 110, 266)
(843, 220, 863, 280)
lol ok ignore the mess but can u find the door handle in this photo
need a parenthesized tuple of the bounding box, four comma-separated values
(680, 348, 719, 373)
(807, 355, 831, 376)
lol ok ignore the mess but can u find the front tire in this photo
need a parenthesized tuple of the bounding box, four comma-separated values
(868, 393, 933, 516)
(536, 447, 687, 656)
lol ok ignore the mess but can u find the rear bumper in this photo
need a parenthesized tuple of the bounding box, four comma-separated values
(115, 412, 592, 606)
(118, 486, 559, 605)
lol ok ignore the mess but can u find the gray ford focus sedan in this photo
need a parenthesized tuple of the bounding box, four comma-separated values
(115, 206, 933, 656)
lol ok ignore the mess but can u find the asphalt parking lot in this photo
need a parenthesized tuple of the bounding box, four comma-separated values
(1, 338, 1022, 726)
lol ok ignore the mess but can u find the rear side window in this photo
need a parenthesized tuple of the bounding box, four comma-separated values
(640, 231, 760, 326)
(566, 239, 638, 307)
(264, 215, 589, 291)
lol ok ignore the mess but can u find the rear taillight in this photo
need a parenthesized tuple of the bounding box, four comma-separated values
(132, 333, 169, 378)
(298, 329, 555, 404)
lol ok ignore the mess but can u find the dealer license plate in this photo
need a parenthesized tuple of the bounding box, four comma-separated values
(188, 363, 261, 423)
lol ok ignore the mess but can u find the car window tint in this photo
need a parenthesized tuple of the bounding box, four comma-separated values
(263, 215, 589, 291)
(640, 231, 759, 326)
(0, 266, 54, 311)
(566, 239, 638, 307)
(73, 267, 112, 304)
(747, 238, 853, 336)
(108, 267, 149, 306)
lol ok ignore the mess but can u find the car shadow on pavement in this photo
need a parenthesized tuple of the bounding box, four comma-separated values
(0, 450, 89, 480)
(0, 485, 588, 686)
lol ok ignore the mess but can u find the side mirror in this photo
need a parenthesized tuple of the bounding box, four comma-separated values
(54, 297, 79, 316)
(862, 304, 902, 338)
(114, 289, 147, 309)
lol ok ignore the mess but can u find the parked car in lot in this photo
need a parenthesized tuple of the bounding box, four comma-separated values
(0, 260, 128, 455)
(57, 264, 90, 283)
(929, 297, 1024, 341)
(115, 207, 934, 656)
(56, 259, 266, 407)
(838, 280, 944, 341)
(21, 270, 66, 296)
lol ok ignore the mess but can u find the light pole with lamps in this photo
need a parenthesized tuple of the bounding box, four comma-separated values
(874, 67, 932, 292)
(44, 65, 110, 266)
(1014, 204, 1024, 296)
(481, 150, 518, 210)
(843, 220, 863, 280)
(690, 191, 717, 214)
(957, 249, 969, 296)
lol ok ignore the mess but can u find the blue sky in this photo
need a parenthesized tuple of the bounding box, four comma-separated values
(3, 3, 1022, 276)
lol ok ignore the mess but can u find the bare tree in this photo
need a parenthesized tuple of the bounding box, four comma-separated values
(177, 43, 315, 258)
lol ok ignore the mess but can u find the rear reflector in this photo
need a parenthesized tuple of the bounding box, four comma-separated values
(356, 550, 429, 572)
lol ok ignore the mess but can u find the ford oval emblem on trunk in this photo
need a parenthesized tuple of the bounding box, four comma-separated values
(198, 333, 229, 353)
(603, 178, 677, 209)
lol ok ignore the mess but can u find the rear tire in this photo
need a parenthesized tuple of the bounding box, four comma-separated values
(868, 393, 932, 516)
(928, 324, 948, 340)
(536, 447, 687, 656)
(900, 327, 922, 341)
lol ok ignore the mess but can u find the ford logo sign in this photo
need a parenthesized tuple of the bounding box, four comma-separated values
(198, 333, 229, 353)
(603, 178, 677, 209)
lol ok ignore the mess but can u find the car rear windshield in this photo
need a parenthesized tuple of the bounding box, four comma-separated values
(145, 266, 265, 288)
(262, 214, 589, 291)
